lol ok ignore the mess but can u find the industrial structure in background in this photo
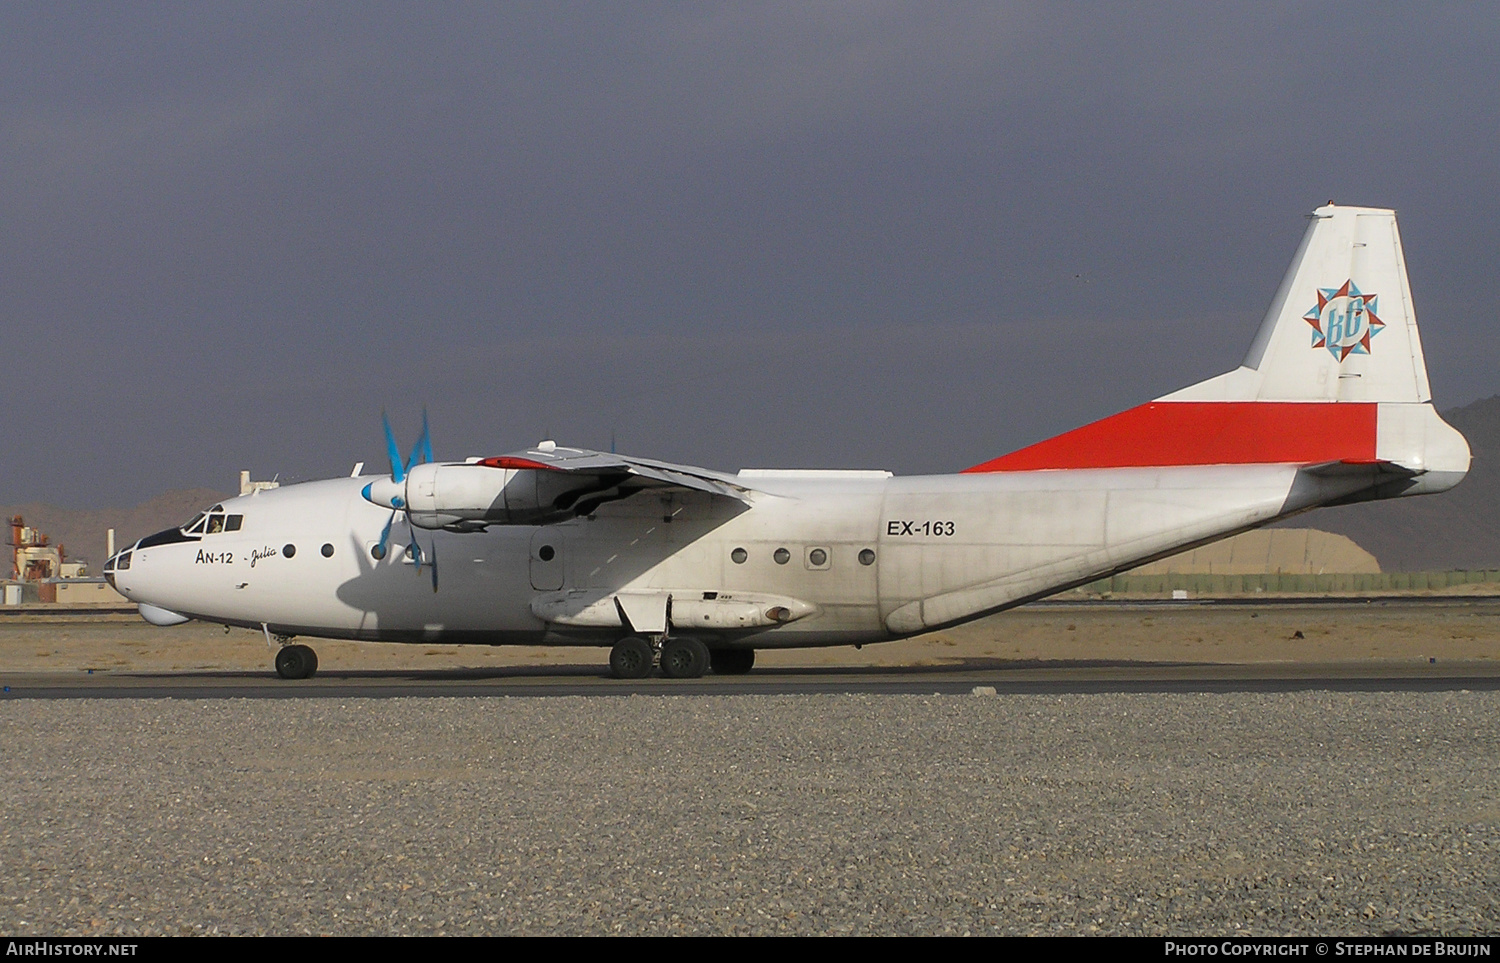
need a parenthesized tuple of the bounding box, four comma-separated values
(239, 471, 280, 496)
(4, 515, 121, 605)
(9, 515, 85, 581)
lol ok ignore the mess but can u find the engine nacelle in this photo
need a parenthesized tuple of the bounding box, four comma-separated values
(368, 463, 621, 530)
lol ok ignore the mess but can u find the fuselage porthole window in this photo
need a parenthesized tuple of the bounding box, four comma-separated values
(731, 547, 748, 564)
(773, 547, 790, 565)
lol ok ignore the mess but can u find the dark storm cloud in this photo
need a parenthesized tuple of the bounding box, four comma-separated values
(2, 3, 1496, 506)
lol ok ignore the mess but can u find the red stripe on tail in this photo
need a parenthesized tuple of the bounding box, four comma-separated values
(963, 401, 1378, 472)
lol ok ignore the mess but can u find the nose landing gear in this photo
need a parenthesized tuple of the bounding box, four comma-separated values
(274, 644, 319, 680)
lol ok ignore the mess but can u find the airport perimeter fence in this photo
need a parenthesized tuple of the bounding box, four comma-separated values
(1082, 570, 1500, 596)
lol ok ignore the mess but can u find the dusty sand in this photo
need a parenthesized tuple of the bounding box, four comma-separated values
(1, 600, 1496, 674)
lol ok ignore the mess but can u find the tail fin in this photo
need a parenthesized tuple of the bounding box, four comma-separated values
(1165, 204, 1429, 404)
(967, 204, 1469, 489)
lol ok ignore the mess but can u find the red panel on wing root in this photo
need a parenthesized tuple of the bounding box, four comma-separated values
(963, 401, 1378, 472)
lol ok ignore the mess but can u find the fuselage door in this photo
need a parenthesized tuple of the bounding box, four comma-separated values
(529, 529, 565, 591)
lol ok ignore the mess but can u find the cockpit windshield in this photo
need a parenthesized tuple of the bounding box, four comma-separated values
(183, 506, 242, 535)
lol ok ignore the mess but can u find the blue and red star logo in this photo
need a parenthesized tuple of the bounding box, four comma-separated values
(1305, 280, 1384, 361)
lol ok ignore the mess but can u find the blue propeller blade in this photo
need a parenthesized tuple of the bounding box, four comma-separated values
(382, 412, 406, 484)
(407, 408, 432, 471)
(376, 410, 437, 590)
(376, 511, 395, 559)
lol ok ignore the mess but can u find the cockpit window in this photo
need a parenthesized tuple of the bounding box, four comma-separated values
(182, 508, 242, 536)
(203, 513, 244, 535)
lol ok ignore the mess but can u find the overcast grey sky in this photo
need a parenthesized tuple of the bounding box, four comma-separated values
(4, 3, 1497, 507)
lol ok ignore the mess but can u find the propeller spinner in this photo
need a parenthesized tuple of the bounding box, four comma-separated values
(361, 411, 438, 591)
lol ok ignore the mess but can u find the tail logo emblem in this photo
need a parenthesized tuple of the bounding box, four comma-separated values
(1305, 280, 1384, 361)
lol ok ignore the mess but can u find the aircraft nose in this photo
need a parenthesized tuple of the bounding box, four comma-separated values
(362, 476, 407, 510)
(102, 536, 191, 624)
(102, 539, 141, 589)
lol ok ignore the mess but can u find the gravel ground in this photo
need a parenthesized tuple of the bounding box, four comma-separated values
(2, 692, 1497, 936)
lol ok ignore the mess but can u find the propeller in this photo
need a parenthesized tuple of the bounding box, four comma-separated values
(361, 410, 438, 591)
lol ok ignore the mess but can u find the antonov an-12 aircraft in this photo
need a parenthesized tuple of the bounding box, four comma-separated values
(105, 205, 1470, 679)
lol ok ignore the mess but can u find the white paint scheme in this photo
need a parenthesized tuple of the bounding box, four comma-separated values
(104, 206, 1470, 671)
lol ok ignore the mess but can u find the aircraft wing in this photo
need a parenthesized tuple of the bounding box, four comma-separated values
(476, 446, 757, 502)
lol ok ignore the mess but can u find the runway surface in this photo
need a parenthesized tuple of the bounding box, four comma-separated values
(2, 596, 1498, 698)
(5, 661, 1500, 699)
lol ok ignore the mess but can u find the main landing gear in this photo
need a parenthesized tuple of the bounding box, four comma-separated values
(659, 636, 710, 679)
(608, 636, 755, 679)
(609, 636, 655, 679)
(274, 643, 319, 680)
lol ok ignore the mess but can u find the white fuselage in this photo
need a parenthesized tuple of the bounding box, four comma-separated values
(106, 205, 1475, 661)
(109, 460, 1393, 650)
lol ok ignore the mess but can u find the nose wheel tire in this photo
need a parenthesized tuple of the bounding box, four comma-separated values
(660, 636, 710, 679)
(274, 644, 319, 680)
(710, 648, 755, 675)
(609, 636, 655, 680)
